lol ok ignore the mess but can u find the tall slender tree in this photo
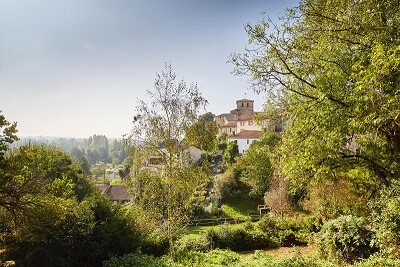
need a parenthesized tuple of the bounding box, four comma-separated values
(129, 63, 208, 257)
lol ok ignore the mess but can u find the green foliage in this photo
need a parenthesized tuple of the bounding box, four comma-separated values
(176, 249, 241, 266)
(174, 235, 210, 253)
(132, 167, 205, 239)
(4, 193, 141, 266)
(130, 63, 207, 147)
(174, 223, 279, 253)
(129, 64, 209, 258)
(0, 111, 18, 158)
(257, 215, 317, 247)
(185, 112, 218, 152)
(105, 249, 331, 267)
(14, 144, 94, 201)
(223, 141, 238, 166)
(140, 229, 170, 257)
(315, 215, 377, 263)
(216, 133, 228, 152)
(214, 169, 254, 201)
(0, 142, 141, 266)
(204, 224, 277, 251)
(375, 197, 400, 253)
(375, 197, 400, 254)
(0, 144, 93, 223)
(231, 0, 400, 213)
(352, 254, 400, 267)
(214, 170, 240, 200)
(15, 135, 131, 168)
(233, 135, 277, 198)
(370, 181, 400, 257)
(302, 168, 381, 218)
(219, 196, 259, 218)
(104, 253, 168, 267)
(110, 178, 123, 185)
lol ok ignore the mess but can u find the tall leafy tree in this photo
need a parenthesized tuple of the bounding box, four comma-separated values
(224, 141, 239, 166)
(0, 112, 22, 217)
(234, 133, 280, 198)
(185, 112, 218, 152)
(0, 111, 18, 158)
(129, 63, 208, 257)
(231, 0, 400, 198)
(1, 144, 140, 266)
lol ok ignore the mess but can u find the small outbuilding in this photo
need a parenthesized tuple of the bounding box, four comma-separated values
(97, 184, 132, 204)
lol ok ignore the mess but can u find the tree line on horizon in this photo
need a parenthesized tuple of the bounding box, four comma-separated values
(14, 135, 131, 167)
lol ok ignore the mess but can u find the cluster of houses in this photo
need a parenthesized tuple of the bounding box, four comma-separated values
(215, 98, 263, 154)
(98, 98, 268, 204)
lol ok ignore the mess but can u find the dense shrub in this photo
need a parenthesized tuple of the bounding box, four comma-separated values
(371, 181, 400, 257)
(315, 215, 377, 263)
(104, 253, 168, 267)
(175, 224, 276, 253)
(105, 249, 333, 267)
(174, 235, 210, 253)
(214, 171, 239, 200)
(205, 225, 277, 251)
(373, 197, 400, 257)
(140, 231, 170, 257)
(4, 194, 141, 267)
(214, 171, 251, 200)
(352, 254, 400, 267)
(257, 215, 317, 247)
(178, 249, 241, 266)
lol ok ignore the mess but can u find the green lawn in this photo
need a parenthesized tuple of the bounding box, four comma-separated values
(221, 196, 261, 218)
(186, 223, 247, 238)
(186, 196, 262, 238)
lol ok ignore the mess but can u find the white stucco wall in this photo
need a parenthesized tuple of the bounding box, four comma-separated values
(230, 138, 259, 154)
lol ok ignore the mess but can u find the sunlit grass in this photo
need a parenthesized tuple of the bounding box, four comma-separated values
(221, 196, 260, 218)
(186, 223, 246, 238)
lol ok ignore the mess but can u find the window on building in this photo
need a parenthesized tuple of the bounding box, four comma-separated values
(248, 121, 252, 126)
(241, 103, 243, 107)
(247, 139, 249, 144)
(247, 103, 249, 107)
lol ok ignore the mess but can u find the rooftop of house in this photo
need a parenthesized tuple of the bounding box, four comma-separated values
(97, 184, 132, 202)
(97, 184, 109, 194)
(215, 113, 236, 121)
(220, 121, 237, 127)
(229, 130, 263, 139)
(236, 98, 254, 103)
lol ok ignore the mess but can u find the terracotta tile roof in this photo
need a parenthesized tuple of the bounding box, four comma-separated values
(97, 184, 132, 202)
(236, 99, 254, 102)
(97, 184, 109, 194)
(107, 185, 132, 202)
(229, 130, 262, 139)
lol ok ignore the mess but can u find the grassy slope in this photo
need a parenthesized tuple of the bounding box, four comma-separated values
(186, 196, 261, 238)
(221, 196, 261, 218)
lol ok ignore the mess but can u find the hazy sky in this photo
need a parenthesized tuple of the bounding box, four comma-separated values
(0, 0, 298, 138)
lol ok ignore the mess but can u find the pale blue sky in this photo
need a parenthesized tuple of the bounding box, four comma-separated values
(0, 0, 298, 138)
